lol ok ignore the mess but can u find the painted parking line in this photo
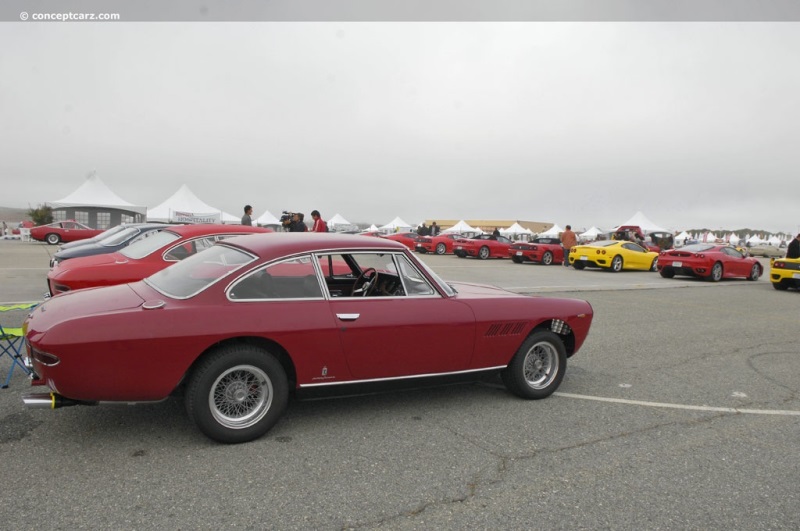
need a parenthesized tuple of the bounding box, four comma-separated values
(555, 392, 800, 416)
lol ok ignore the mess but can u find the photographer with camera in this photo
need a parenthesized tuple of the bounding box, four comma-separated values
(281, 211, 307, 232)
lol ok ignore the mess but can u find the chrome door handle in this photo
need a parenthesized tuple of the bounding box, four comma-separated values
(336, 313, 360, 321)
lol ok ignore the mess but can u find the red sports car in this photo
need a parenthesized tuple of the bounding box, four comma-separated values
(30, 220, 105, 245)
(453, 234, 513, 259)
(383, 231, 421, 250)
(509, 237, 565, 265)
(46, 224, 269, 296)
(23, 233, 594, 444)
(657, 243, 762, 282)
(415, 233, 464, 255)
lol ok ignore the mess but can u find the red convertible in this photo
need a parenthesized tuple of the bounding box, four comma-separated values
(30, 220, 105, 245)
(453, 234, 513, 259)
(23, 233, 594, 444)
(509, 237, 565, 265)
(46, 224, 269, 295)
(415, 233, 464, 255)
(657, 243, 762, 282)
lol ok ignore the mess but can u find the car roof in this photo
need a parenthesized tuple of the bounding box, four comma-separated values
(162, 224, 269, 237)
(222, 232, 407, 260)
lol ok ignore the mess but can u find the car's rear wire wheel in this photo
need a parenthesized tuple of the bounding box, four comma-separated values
(502, 331, 566, 399)
(186, 344, 288, 444)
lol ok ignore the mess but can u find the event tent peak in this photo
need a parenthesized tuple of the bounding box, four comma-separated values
(49, 172, 146, 215)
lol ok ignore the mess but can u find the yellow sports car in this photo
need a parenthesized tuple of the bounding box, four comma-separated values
(569, 240, 659, 272)
(769, 257, 800, 290)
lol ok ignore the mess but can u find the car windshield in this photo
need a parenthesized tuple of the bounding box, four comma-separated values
(94, 225, 129, 240)
(413, 255, 455, 296)
(101, 227, 141, 246)
(145, 244, 257, 299)
(680, 244, 715, 253)
(120, 230, 181, 259)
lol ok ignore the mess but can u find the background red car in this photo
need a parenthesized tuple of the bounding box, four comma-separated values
(383, 231, 421, 250)
(415, 233, 464, 255)
(30, 220, 105, 245)
(657, 243, 762, 282)
(47, 224, 269, 295)
(509, 237, 565, 265)
(453, 234, 513, 259)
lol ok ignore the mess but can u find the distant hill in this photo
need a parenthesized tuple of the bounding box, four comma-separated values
(0, 206, 29, 223)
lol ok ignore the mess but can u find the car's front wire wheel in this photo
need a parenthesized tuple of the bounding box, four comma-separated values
(186, 344, 288, 444)
(502, 331, 566, 399)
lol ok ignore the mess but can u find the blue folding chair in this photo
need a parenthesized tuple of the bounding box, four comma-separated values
(0, 302, 38, 388)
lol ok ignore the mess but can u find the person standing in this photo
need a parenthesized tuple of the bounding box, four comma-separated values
(787, 233, 800, 259)
(241, 205, 253, 226)
(560, 224, 578, 267)
(430, 221, 440, 236)
(311, 210, 328, 232)
(289, 212, 307, 232)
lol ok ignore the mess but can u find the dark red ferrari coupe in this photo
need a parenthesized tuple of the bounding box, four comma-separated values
(30, 220, 105, 245)
(657, 243, 762, 281)
(383, 231, 421, 250)
(23, 233, 594, 444)
(453, 234, 513, 259)
(509, 237, 565, 265)
(46, 224, 269, 296)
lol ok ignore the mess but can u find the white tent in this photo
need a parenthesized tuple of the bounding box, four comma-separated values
(615, 211, 669, 234)
(379, 216, 412, 233)
(539, 224, 564, 237)
(49, 173, 146, 216)
(579, 226, 604, 241)
(255, 210, 281, 226)
(328, 213, 358, 232)
(442, 220, 479, 235)
(728, 233, 741, 245)
(501, 222, 534, 241)
(767, 235, 782, 246)
(221, 211, 241, 224)
(328, 213, 350, 226)
(361, 224, 380, 233)
(147, 184, 224, 223)
(675, 231, 691, 245)
(747, 234, 765, 245)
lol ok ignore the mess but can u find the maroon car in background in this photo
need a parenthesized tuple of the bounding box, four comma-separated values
(509, 237, 565, 265)
(657, 243, 762, 282)
(415, 233, 465, 255)
(384, 231, 421, 250)
(453, 234, 513, 259)
(23, 233, 594, 444)
(30, 220, 105, 245)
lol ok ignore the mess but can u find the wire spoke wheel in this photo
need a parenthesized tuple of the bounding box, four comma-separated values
(209, 365, 273, 429)
(522, 341, 558, 389)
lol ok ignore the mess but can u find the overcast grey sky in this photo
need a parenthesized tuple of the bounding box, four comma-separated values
(1, 22, 798, 232)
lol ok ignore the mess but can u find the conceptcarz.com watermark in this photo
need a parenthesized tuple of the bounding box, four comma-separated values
(19, 11, 120, 21)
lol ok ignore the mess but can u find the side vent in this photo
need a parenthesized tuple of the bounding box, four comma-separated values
(485, 322, 526, 337)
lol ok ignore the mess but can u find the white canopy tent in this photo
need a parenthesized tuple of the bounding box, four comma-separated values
(442, 220, 481, 235)
(48, 173, 147, 218)
(767, 235, 782, 246)
(579, 226, 604, 241)
(615, 211, 669, 234)
(675, 231, 691, 245)
(379, 216, 412, 233)
(255, 210, 281, 226)
(328, 213, 358, 232)
(361, 224, 380, 233)
(501, 222, 534, 241)
(539, 224, 564, 237)
(147, 184, 224, 224)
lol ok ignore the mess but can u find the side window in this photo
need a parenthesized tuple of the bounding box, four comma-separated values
(230, 257, 322, 300)
(395, 254, 436, 296)
(165, 241, 195, 261)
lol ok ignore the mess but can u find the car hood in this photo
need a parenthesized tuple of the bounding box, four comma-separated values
(447, 281, 519, 298)
(50, 251, 131, 275)
(54, 241, 114, 260)
(27, 284, 146, 341)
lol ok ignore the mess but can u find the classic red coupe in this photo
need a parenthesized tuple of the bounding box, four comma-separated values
(509, 237, 565, 265)
(453, 234, 513, 259)
(30, 220, 105, 245)
(23, 233, 594, 444)
(46, 224, 269, 296)
(383, 231, 421, 250)
(415, 233, 464, 255)
(657, 243, 762, 282)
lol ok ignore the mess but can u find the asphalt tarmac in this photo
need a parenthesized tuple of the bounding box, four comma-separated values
(0, 239, 797, 530)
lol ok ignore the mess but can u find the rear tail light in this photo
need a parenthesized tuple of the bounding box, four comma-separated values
(773, 261, 785, 269)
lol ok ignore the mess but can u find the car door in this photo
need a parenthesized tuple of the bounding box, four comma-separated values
(322, 251, 476, 381)
(721, 246, 750, 276)
(622, 242, 652, 269)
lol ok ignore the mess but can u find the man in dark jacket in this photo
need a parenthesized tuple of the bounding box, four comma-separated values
(787, 234, 800, 259)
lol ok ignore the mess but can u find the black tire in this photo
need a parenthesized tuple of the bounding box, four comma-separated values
(416, 248, 427, 254)
(185, 344, 289, 444)
(478, 246, 490, 260)
(501, 331, 566, 399)
(747, 264, 761, 281)
(650, 258, 658, 272)
(45, 233, 60, 245)
(511, 256, 522, 264)
(572, 261, 585, 270)
(660, 267, 675, 279)
(542, 251, 553, 265)
(610, 255, 623, 272)
(772, 280, 789, 291)
(709, 262, 723, 282)
(435, 243, 446, 255)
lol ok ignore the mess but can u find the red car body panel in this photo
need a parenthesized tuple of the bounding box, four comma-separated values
(657, 244, 762, 280)
(414, 233, 463, 255)
(30, 221, 104, 244)
(25, 233, 594, 403)
(453, 235, 513, 259)
(384, 232, 421, 250)
(47, 224, 269, 295)
(509, 238, 565, 265)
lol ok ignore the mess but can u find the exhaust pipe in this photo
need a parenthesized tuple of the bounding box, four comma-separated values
(22, 392, 91, 409)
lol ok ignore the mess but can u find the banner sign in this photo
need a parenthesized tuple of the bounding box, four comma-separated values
(170, 211, 221, 224)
